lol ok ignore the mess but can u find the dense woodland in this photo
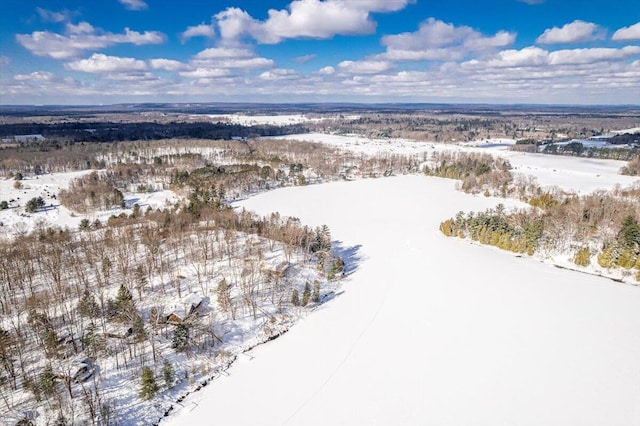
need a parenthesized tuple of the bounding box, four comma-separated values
(0, 131, 425, 425)
(439, 180, 640, 281)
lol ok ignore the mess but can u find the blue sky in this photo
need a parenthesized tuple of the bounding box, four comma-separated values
(1, 0, 639, 105)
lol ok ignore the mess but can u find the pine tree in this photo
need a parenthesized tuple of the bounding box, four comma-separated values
(162, 360, 174, 388)
(40, 364, 56, 398)
(77, 290, 100, 318)
(312, 280, 320, 303)
(132, 315, 147, 343)
(291, 288, 300, 306)
(139, 367, 158, 401)
(171, 324, 189, 352)
(116, 284, 133, 306)
(302, 282, 311, 306)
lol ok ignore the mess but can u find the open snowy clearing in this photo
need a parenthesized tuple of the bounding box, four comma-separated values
(0, 171, 178, 237)
(165, 175, 640, 426)
(187, 114, 358, 126)
(269, 132, 639, 193)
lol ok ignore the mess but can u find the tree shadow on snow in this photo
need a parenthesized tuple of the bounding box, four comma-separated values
(331, 240, 363, 277)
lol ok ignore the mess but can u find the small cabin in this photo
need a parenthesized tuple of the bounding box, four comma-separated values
(263, 261, 290, 278)
(166, 292, 210, 325)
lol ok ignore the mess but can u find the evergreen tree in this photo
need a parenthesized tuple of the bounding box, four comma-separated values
(40, 364, 56, 398)
(139, 367, 158, 401)
(116, 284, 133, 306)
(312, 280, 320, 303)
(302, 282, 311, 306)
(171, 324, 190, 352)
(162, 359, 174, 388)
(132, 315, 147, 343)
(291, 288, 300, 306)
(77, 290, 100, 318)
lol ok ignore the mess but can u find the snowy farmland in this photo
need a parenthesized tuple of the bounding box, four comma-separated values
(165, 175, 640, 426)
(270, 132, 638, 193)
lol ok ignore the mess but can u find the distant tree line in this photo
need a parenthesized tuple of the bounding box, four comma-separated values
(0, 121, 309, 143)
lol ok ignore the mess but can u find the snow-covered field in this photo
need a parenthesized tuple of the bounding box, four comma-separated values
(269, 132, 638, 193)
(165, 175, 640, 426)
(0, 171, 178, 237)
(188, 114, 358, 126)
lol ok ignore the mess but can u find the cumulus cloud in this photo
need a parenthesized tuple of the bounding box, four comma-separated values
(463, 45, 640, 69)
(190, 46, 275, 69)
(66, 53, 147, 73)
(485, 46, 550, 67)
(338, 59, 395, 74)
(214, 0, 413, 44)
(179, 68, 231, 78)
(118, 0, 148, 11)
(318, 66, 336, 75)
(380, 18, 515, 62)
(149, 58, 187, 71)
(66, 22, 96, 35)
(194, 47, 254, 59)
(549, 46, 640, 65)
(181, 24, 215, 42)
(612, 22, 640, 41)
(16, 25, 165, 59)
(536, 20, 605, 44)
(14, 71, 57, 81)
(259, 68, 301, 80)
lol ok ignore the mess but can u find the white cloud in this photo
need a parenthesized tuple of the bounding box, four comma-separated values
(149, 58, 187, 71)
(259, 68, 301, 80)
(181, 24, 215, 42)
(487, 46, 549, 67)
(16, 25, 165, 59)
(338, 59, 395, 74)
(462, 44, 640, 70)
(118, 0, 148, 11)
(194, 47, 254, 59)
(179, 68, 231, 78)
(318, 66, 336, 75)
(14, 71, 57, 81)
(380, 18, 516, 62)
(66, 22, 95, 35)
(549, 46, 640, 65)
(66, 53, 147, 73)
(0, 56, 10, 67)
(340, 0, 415, 12)
(536, 20, 605, 44)
(517, 0, 545, 4)
(36, 8, 69, 23)
(294, 54, 317, 64)
(191, 47, 274, 69)
(214, 0, 413, 44)
(215, 8, 261, 41)
(612, 22, 640, 41)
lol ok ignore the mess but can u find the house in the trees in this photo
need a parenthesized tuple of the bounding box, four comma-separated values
(263, 261, 290, 279)
(166, 292, 210, 325)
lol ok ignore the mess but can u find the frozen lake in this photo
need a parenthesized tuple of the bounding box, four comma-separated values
(165, 175, 640, 426)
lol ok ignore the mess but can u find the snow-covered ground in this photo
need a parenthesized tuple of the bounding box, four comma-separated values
(188, 114, 358, 126)
(268, 133, 639, 193)
(165, 175, 640, 426)
(0, 171, 178, 237)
